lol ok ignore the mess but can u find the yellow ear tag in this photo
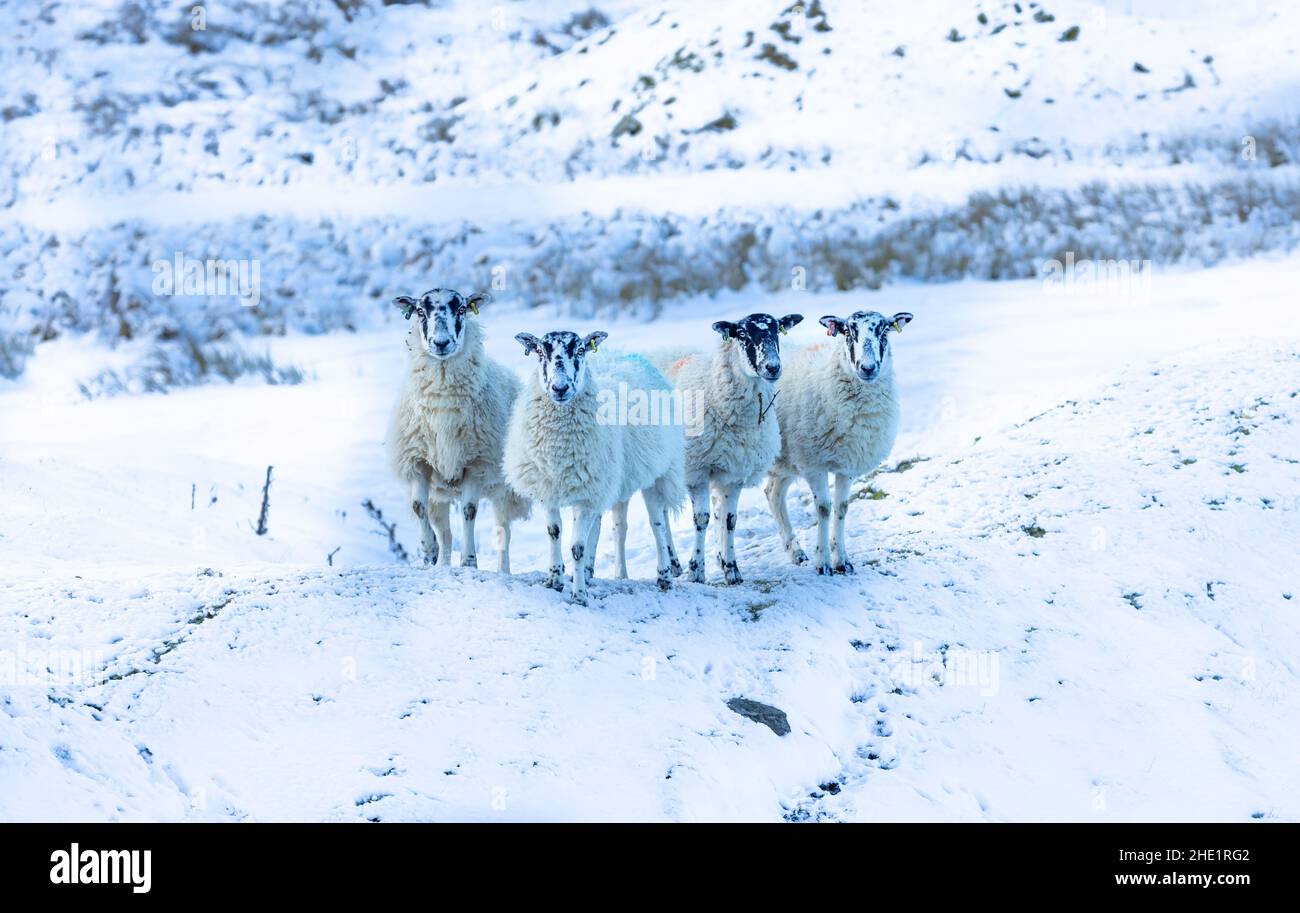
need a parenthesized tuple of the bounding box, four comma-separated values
(892, 321, 904, 333)
(468, 301, 479, 316)
(780, 325, 788, 335)
(588, 338, 599, 352)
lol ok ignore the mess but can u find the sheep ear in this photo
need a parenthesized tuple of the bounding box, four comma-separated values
(819, 315, 842, 337)
(584, 331, 608, 353)
(394, 296, 417, 320)
(712, 321, 738, 338)
(889, 312, 914, 333)
(515, 333, 542, 356)
(778, 314, 803, 335)
(465, 291, 491, 316)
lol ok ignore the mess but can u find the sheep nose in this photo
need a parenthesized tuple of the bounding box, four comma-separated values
(761, 362, 782, 380)
(432, 338, 451, 352)
(550, 380, 571, 396)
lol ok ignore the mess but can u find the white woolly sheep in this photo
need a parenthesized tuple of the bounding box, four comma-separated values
(654, 312, 804, 585)
(386, 288, 530, 572)
(504, 331, 685, 604)
(764, 310, 913, 574)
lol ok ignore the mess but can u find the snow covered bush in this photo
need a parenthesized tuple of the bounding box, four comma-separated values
(77, 336, 303, 398)
(4, 170, 1300, 381)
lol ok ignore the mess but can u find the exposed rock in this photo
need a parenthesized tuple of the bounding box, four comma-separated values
(726, 697, 790, 736)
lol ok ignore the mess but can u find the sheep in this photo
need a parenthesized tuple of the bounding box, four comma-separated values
(504, 330, 685, 604)
(763, 310, 913, 575)
(654, 312, 804, 585)
(386, 288, 530, 572)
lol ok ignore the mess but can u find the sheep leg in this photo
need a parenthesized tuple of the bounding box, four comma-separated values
(610, 500, 630, 579)
(460, 487, 481, 569)
(570, 507, 599, 605)
(713, 482, 743, 585)
(410, 476, 438, 566)
(642, 489, 673, 590)
(763, 472, 807, 566)
(495, 520, 511, 575)
(832, 473, 855, 574)
(584, 512, 601, 584)
(662, 508, 683, 577)
(545, 506, 564, 590)
(572, 507, 598, 583)
(431, 500, 454, 567)
(686, 483, 709, 583)
(806, 472, 833, 575)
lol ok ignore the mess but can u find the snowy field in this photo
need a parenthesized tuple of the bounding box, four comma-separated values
(3, 256, 1298, 822)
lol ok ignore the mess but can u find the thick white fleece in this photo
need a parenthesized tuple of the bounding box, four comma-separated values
(504, 353, 684, 512)
(386, 320, 529, 519)
(654, 342, 781, 490)
(771, 342, 901, 478)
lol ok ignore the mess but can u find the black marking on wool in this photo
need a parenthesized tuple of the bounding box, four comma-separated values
(571, 543, 585, 563)
(462, 503, 476, 522)
(412, 501, 424, 518)
(547, 524, 560, 539)
(694, 511, 709, 531)
(725, 513, 737, 531)
(817, 504, 831, 519)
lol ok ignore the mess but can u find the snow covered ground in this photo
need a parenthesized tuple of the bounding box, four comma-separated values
(3, 256, 1297, 821)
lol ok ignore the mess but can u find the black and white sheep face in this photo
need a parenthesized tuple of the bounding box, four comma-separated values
(819, 311, 913, 383)
(712, 313, 804, 383)
(394, 288, 489, 360)
(514, 330, 608, 404)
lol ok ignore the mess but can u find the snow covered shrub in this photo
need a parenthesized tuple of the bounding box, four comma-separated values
(0, 329, 35, 380)
(78, 336, 303, 398)
(4, 171, 1300, 379)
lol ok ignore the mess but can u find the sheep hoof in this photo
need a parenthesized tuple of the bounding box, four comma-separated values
(571, 590, 589, 607)
(790, 547, 808, 566)
(687, 557, 705, 583)
(546, 568, 564, 590)
(815, 564, 833, 576)
(657, 574, 672, 591)
(834, 561, 855, 575)
(669, 558, 684, 577)
(462, 555, 477, 569)
(721, 560, 743, 586)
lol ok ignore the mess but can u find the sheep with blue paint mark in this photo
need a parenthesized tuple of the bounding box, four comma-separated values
(505, 331, 685, 604)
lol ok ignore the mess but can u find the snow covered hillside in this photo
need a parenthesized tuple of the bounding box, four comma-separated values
(2, 259, 1297, 821)
(5, 0, 1298, 198)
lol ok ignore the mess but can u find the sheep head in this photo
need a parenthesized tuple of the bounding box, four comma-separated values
(393, 288, 490, 360)
(514, 329, 607, 404)
(711, 313, 803, 383)
(818, 311, 912, 383)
